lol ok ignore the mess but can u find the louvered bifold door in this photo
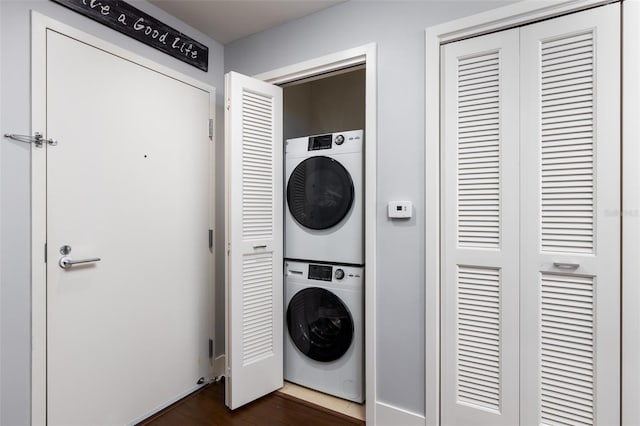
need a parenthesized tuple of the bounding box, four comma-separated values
(224, 71, 283, 410)
(441, 29, 520, 426)
(519, 4, 620, 425)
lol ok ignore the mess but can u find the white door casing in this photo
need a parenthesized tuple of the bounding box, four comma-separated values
(225, 71, 283, 410)
(44, 29, 213, 425)
(622, 1, 640, 425)
(441, 28, 520, 426)
(519, 4, 620, 424)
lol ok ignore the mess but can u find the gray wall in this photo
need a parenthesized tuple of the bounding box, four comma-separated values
(225, 0, 510, 415)
(0, 1, 224, 424)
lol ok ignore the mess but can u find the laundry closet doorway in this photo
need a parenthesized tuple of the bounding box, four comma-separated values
(223, 44, 377, 422)
(30, 14, 215, 425)
(438, 3, 620, 425)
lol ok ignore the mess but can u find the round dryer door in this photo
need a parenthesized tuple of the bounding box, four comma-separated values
(287, 287, 354, 362)
(287, 156, 355, 230)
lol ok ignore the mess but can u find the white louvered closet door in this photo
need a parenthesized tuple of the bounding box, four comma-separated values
(441, 29, 520, 426)
(224, 71, 283, 410)
(520, 4, 620, 425)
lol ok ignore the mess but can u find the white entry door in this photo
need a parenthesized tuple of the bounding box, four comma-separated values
(224, 71, 283, 409)
(45, 29, 213, 425)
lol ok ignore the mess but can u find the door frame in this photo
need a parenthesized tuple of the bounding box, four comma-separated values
(425, 0, 636, 425)
(30, 12, 215, 425)
(254, 43, 377, 424)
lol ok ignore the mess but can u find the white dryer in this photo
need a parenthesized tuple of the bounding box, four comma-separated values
(285, 130, 363, 265)
(284, 260, 364, 403)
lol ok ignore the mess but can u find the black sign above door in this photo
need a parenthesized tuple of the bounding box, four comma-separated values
(51, 0, 209, 72)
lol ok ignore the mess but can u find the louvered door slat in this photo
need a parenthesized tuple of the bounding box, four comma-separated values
(539, 30, 596, 254)
(456, 51, 502, 249)
(443, 28, 519, 426)
(520, 5, 620, 425)
(226, 71, 283, 410)
(538, 29, 598, 404)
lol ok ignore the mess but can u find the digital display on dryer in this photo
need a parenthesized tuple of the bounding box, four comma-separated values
(308, 264, 333, 281)
(308, 134, 332, 151)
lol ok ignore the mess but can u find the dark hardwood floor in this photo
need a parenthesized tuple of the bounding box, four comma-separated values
(138, 381, 365, 426)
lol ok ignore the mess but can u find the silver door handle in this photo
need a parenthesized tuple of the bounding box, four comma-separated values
(553, 262, 580, 269)
(59, 256, 101, 269)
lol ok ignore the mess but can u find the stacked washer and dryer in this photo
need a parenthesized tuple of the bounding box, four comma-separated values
(284, 130, 364, 403)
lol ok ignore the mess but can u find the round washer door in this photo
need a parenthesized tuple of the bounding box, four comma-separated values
(287, 156, 354, 230)
(287, 287, 354, 362)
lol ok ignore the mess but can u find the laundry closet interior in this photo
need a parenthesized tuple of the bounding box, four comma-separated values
(281, 67, 366, 417)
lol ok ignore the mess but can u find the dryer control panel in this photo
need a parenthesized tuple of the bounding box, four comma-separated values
(286, 130, 363, 156)
(308, 134, 333, 151)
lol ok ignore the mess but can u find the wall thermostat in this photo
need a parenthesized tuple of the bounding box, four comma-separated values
(388, 201, 412, 219)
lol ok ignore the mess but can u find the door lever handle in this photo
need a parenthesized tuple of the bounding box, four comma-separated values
(59, 255, 101, 269)
(553, 262, 580, 270)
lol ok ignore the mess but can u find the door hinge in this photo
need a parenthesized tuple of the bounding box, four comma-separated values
(209, 229, 213, 249)
(209, 338, 213, 358)
(226, 98, 230, 111)
(208, 119, 214, 140)
(44, 243, 47, 263)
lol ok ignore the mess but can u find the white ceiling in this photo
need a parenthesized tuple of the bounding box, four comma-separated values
(149, 0, 345, 44)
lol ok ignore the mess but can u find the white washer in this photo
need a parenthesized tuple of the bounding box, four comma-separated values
(284, 260, 364, 403)
(285, 130, 363, 265)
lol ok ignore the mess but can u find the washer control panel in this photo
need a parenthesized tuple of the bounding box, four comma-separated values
(308, 264, 333, 281)
(302, 263, 361, 282)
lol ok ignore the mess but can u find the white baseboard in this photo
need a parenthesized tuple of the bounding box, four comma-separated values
(375, 401, 425, 426)
(213, 354, 226, 378)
